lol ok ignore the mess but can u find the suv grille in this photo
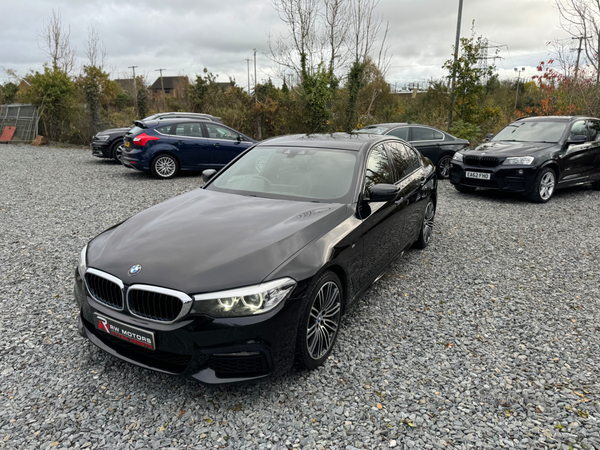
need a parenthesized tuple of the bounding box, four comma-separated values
(85, 273, 123, 309)
(464, 155, 500, 167)
(128, 289, 184, 322)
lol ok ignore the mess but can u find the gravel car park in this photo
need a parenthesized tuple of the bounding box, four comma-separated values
(1, 143, 600, 449)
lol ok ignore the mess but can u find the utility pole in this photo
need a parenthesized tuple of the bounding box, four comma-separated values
(245, 58, 251, 94)
(155, 68, 167, 111)
(128, 65, 138, 115)
(572, 35, 591, 83)
(514, 67, 525, 110)
(447, 0, 463, 132)
(253, 49, 257, 102)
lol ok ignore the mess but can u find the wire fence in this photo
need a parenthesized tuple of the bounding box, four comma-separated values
(0, 103, 41, 142)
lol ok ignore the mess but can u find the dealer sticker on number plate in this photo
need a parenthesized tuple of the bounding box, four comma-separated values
(94, 313, 155, 350)
(465, 171, 491, 180)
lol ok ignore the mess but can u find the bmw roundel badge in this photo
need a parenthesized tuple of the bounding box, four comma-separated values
(129, 264, 142, 276)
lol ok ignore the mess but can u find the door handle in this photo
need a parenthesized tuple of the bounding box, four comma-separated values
(177, 140, 183, 145)
(394, 197, 405, 206)
(214, 143, 221, 148)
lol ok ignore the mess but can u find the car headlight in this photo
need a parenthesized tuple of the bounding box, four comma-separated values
(78, 244, 88, 277)
(191, 278, 296, 318)
(95, 134, 110, 141)
(452, 152, 464, 162)
(502, 156, 534, 165)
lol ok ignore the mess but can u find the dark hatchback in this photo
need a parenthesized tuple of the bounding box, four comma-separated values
(449, 116, 600, 202)
(353, 123, 469, 178)
(74, 133, 437, 384)
(91, 112, 222, 163)
(121, 118, 257, 178)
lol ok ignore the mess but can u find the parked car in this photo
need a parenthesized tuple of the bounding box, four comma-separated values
(449, 116, 600, 203)
(121, 118, 257, 178)
(74, 133, 438, 384)
(353, 123, 469, 178)
(90, 112, 222, 163)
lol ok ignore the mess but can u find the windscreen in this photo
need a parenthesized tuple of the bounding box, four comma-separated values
(207, 146, 358, 202)
(492, 121, 568, 143)
(354, 126, 387, 135)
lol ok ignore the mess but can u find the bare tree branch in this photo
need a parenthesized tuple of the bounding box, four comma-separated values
(84, 25, 107, 69)
(37, 9, 77, 74)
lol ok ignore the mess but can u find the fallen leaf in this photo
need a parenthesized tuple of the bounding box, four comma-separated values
(376, 403, 383, 410)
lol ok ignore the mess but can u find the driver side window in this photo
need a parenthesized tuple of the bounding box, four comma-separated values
(365, 145, 393, 190)
(569, 120, 588, 141)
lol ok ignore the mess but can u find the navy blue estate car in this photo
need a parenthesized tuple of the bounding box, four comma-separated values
(75, 133, 437, 384)
(121, 118, 257, 178)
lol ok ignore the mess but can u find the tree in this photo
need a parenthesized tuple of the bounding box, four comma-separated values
(556, 0, 600, 83)
(442, 26, 497, 125)
(1, 82, 19, 104)
(37, 10, 76, 75)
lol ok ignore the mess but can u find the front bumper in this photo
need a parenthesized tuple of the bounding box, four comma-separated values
(74, 269, 303, 384)
(449, 161, 539, 193)
(91, 142, 111, 158)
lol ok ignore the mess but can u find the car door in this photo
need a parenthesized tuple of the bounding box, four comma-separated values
(408, 126, 445, 166)
(204, 123, 251, 168)
(358, 144, 407, 287)
(171, 122, 211, 169)
(586, 119, 600, 180)
(560, 119, 595, 183)
(387, 141, 427, 248)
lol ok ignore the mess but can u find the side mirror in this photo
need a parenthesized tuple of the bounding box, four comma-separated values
(567, 134, 587, 145)
(237, 135, 243, 141)
(201, 169, 217, 184)
(367, 183, 400, 202)
(485, 133, 494, 142)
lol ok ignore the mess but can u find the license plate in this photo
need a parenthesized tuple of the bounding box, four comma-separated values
(125, 141, 130, 147)
(94, 313, 155, 350)
(466, 171, 491, 180)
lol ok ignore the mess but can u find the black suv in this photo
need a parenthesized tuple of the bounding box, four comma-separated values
(91, 112, 222, 162)
(449, 116, 600, 202)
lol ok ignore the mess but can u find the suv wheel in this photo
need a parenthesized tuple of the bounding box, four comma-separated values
(529, 167, 555, 203)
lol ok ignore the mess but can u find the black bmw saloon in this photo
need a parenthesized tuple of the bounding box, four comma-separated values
(74, 133, 438, 384)
(450, 116, 600, 202)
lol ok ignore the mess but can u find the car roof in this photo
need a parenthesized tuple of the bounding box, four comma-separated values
(139, 117, 225, 127)
(258, 133, 398, 151)
(514, 115, 591, 123)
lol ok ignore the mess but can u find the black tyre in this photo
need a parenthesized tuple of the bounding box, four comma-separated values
(414, 199, 435, 249)
(110, 141, 124, 164)
(454, 184, 476, 193)
(295, 271, 343, 370)
(436, 155, 452, 179)
(528, 167, 556, 203)
(151, 154, 179, 179)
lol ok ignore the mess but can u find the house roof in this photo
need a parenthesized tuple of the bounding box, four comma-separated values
(150, 76, 189, 90)
(114, 79, 135, 92)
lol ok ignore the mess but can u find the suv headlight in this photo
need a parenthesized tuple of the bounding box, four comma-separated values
(191, 278, 296, 318)
(78, 244, 88, 277)
(502, 156, 534, 165)
(452, 152, 464, 162)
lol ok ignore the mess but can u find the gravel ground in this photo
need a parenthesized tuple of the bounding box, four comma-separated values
(1, 143, 600, 450)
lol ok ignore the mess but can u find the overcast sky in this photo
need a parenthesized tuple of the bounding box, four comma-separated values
(0, 0, 570, 91)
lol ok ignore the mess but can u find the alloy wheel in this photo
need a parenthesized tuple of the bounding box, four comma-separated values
(155, 156, 176, 178)
(306, 281, 341, 360)
(422, 201, 435, 244)
(438, 156, 452, 178)
(539, 171, 555, 201)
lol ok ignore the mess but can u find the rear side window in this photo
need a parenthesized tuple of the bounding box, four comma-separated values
(156, 125, 173, 135)
(128, 126, 145, 136)
(365, 145, 393, 190)
(174, 123, 204, 137)
(387, 127, 409, 140)
(412, 127, 442, 141)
